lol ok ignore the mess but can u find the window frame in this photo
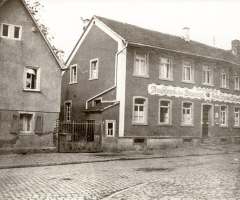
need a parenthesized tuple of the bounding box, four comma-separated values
(19, 112, 35, 135)
(64, 100, 72, 122)
(234, 107, 240, 127)
(89, 58, 99, 80)
(219, 105, 228, 127)
(1, 23, 22, 40)
(23, 66, 41, 92)
(181, 101, 194, 126)
(158, 99, 172, 126)
(159, 55, 173, 81)
(182, 60, 194, 83)
(202, 65, 213, 86)
(234, 76, 240, 90)
(132, 96, 148, 125)
(133, 51, 149, 78)
(69, 64, 77, 84)
(105, 120, 116, 137)
(220, 69, 228, 89)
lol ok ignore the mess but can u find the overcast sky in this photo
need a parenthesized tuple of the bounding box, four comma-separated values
(36, 0, 240, 61)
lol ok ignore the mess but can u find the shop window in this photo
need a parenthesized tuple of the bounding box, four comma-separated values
(134, 52, 149, 77)
(70, 65, 77, 84)
(10, 112, 42, 135)
(64, 101, 72, 122)
(182, 102, 194, 126)
(1, 23, 22, 40)
(234, 107, 240, 127)
(235, 76, 239, 90)
(159, 56, 172, 80)
(220, 105, 228, 126)
(202, 65, 213, 85)
(159, 100, 172, 125)
(182, 60, 194, 83)
(105, 120, 116, 137)
(89, 58, 98, 80)
(23, 67, 40, 91)
(132, 97, 148, 125)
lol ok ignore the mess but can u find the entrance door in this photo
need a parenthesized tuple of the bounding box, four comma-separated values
(202, 105, 211, 138)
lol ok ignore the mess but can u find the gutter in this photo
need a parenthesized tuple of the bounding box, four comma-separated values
(86, 42, 128, 109)
(129, 41, 240, 67)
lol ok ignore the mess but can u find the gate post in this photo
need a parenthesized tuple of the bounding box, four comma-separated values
(54, 120, 60, 152)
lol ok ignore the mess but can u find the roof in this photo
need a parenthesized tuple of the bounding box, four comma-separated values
(94, 15, 240, 65)
(83, 102, 119, 113)
(0, 0, 65, 69)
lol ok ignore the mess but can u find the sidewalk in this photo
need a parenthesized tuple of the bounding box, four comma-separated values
(0, 144, 239, 169)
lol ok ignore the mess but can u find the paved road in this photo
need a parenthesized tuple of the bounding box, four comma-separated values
(0, 153, 239, 200)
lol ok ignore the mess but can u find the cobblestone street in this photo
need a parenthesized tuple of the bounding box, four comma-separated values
(0, 152, 240, 200)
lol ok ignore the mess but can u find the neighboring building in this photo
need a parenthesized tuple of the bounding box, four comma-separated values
(61, 15, 240, 151)
(0, 0, 64, 152)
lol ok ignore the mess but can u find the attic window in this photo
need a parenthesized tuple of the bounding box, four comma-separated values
(1, 23, 22, 40)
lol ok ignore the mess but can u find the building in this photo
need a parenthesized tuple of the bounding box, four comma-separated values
(0, 0, 64, 152)
(61, 15, 240, 151)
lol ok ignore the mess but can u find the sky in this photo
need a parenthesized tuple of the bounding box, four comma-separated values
(34, 0, 240, 61)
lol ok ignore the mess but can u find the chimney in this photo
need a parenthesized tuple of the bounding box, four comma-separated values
(83, 19, 90, 30)
(232, 39, 240, 55)
(182, 27, 190, 41)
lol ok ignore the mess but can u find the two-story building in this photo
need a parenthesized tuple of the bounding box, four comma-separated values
(0, 0, 64, 152)
(61, 15, 240, 151)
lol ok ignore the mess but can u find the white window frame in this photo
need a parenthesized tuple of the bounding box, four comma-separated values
(64, 101, 72, 122)
(1, 23, 22, 40)
(159, 56, 173, 80)
(220, 105, 228, 127)
(158, 99, 172, 125)
(132, 96, 148, 125)
(182, 60, 194, 83)
(19, 112, 35, 135)
(234, 107, 240, 127)
(69, 64, 77, 84)
(202, 65, 213, 86)
(221, 69, 227, 88)
(105, 120, 116, 137)
(23, 66, 41, 91)
(89, 58, 99, 80)
(133, 51, 149, 78)
(235, 76, 240, 90)
(181, 101, 194, 126)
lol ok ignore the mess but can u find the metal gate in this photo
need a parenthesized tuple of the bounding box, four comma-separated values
(57, 120, 101, 152)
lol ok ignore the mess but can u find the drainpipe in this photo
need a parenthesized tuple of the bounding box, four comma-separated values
(86, 42, 128, 109)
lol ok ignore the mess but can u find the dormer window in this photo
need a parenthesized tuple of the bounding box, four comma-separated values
(1, 23, 22, 40)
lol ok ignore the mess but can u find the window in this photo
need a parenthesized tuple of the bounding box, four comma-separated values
(159, 100, 172, 125)
(23, 67, 40, 91)
(134, 52, 149, 77)
(90, 58, 98, 80)
(160, 56, 172, 80)
(93, 98, 101, 106)
(234, 107, 240, 127)
(182, 60, 193, 82)
(10, 112, 42, 135)
(221, 70, 227, 88)
(202, 65, 213, 85)
(64, 101, 72, 122)
(235, 76, 239, 90)
(182, 102, 194, 125)
(133, 97, 148, 124)
(70, 65, 77, 83)
(1, 23, 22, 40)
(220, 105, 228, 126)
(105, 120, 116, 137)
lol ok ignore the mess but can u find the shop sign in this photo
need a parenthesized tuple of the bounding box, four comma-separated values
(148, 83, 240, 104)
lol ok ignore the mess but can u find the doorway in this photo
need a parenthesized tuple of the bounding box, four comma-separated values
(202, 105, 212, 138)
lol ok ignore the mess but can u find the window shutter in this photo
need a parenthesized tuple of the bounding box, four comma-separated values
(10, 113, 19, 134)
(35, 113, 43, 134)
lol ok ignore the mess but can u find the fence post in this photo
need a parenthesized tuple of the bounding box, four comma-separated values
(54, 120, 59, 152)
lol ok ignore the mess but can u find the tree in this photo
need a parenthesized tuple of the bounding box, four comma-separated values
(25, 0, 64, 61)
